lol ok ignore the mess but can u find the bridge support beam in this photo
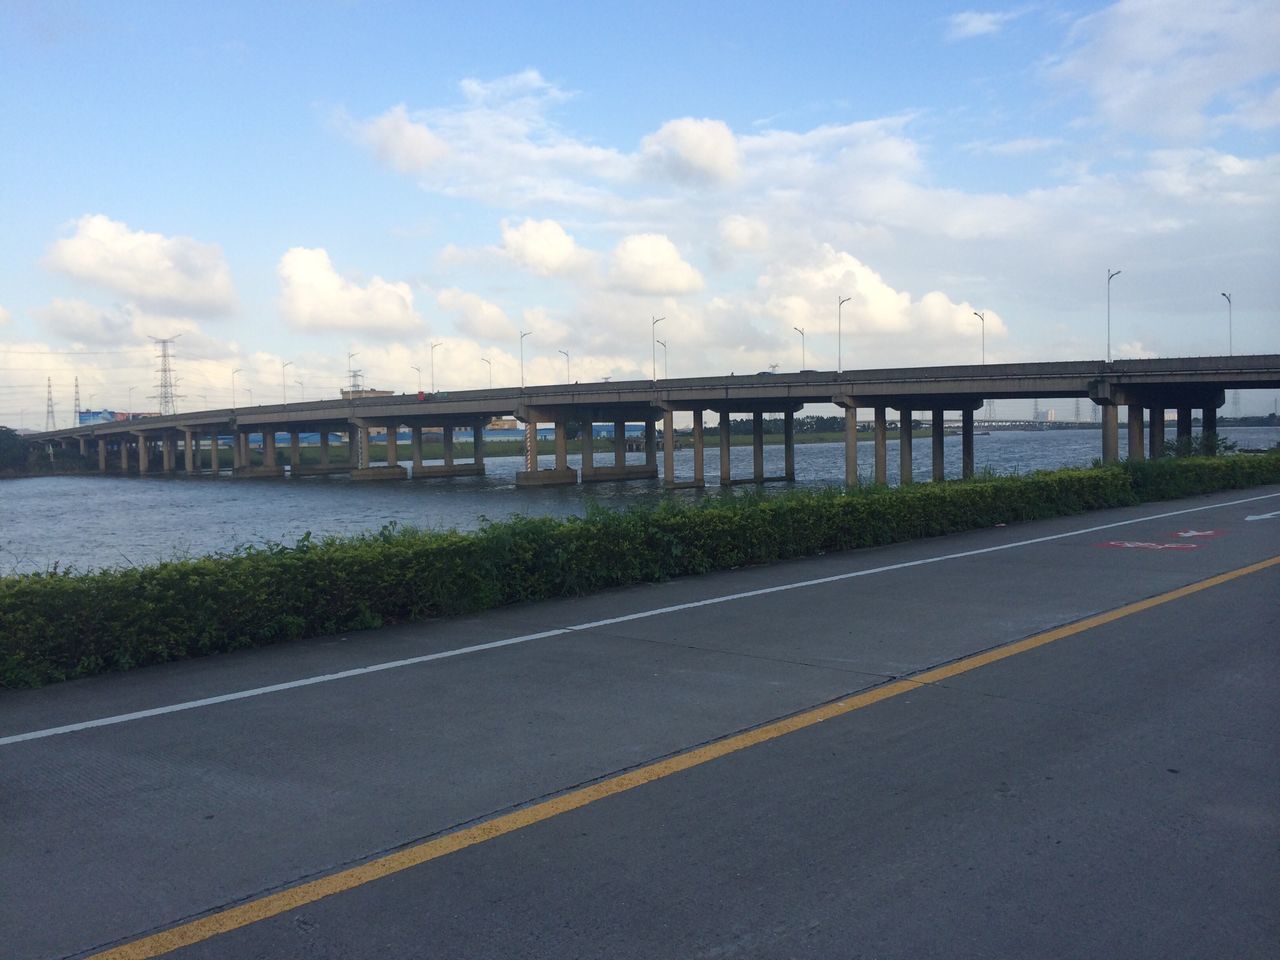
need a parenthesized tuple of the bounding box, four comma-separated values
(209, 432, 220, 474)
(719, 411, 732, 486)
(184, 431, 196, 474)
(515, 416, 576, 486)
(752, 412, 764, 482)
(693, 410, 704, 487)
(289, 432, 301, 473)
(162, 436, 176, 474)
(874, 407, 888, 485)
(1202, 405, 1218, 453)
(1127, 405, 1145, 462)
(1101, 404, 1119, 463)
(962, 408, 975, 479)
(931, 409, 945, 482)
(120, 437, 130, 472)
(783, 410, 795, 482)
(319, 431, 330, 466)
(614, 421, 626, 467)
(385, 423, 398, 467)
(472, 423, 485, 471)
(263, 430, 277, 469)
(1148, 408, 1165, 459)
(898, 408, 912, 485)
(644, 420, 657, 472)
(98, 439, 107, 472)
(410, 427, 422, 472)
(1176, 407, 1193, 451)
(844, 406, 858, 486)
(662, 410, 675, 485)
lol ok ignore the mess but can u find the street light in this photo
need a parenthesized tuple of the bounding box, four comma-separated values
(294, 379, 304, 402)
(794, 326, 806, 369)
(1107, 268, 1121, 362)
(481, 357, 492, 389)
(430, 342, 442, 393)
(972, 311, 986, 364)
(558, 349, 570, 382)
(656, 339, 668, 379)
(127, 385, 135, 420)
(281, 360, 293, 404)
(231, 368, 242, 410)
(411, 365, 422, 393)
(651, 316, 664, 380)
(519, 331, 532, 387)
(838, 295, 851, 372)
(1221, 292, 1232, 356)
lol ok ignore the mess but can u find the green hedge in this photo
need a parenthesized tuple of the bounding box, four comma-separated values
(3, 454, 1277, 688)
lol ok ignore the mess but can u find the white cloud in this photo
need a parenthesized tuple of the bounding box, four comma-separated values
(276, 247, 422, 336)
(436, 288, 517, 339)
(1049, 0, 1280, 140)
(36, 298, 132, 344)
(44, 214, 235, 315)
(608, 234, 704, 295)
(0, 305, 11, 327)
(499, 218, 591, 275)
(946, 10, 1022, 40)
(719, 215, 770, 251)
(965, 137, 1065, 156)
(354, 103, 448, 174)
(641, 117, 741, 184)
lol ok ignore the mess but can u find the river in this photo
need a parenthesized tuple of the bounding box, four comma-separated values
(3, 426, 1277, 576)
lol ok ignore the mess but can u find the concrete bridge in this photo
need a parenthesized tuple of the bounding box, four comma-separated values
(29, 355, 1280, 488)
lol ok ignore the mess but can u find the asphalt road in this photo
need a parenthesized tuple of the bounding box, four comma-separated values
(4, 486, 1279, 959)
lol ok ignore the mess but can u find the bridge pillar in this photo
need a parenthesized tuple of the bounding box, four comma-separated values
(898, 408, 912, 485)
(525, 422, 537, 471)
(138, 436, 150, 474)
(693, 410, 705, 487)
(184, 431, 196, 474)
(120, 437, 130, 472)
(1176, 407, 1193, 451)
(874, 407, 888, 485)
(784, 410, 795, 481)
(555, 420, 569, 472)
(644, 420, 657, 471)
(319, 431, 330, 467)
(719, 410, 732, 486)
(662, 410, 675, 485)
(443, 425, 454, 468)
(582, 420, 596, 480)
(1148, 408, 1165, 459)
(931, 409, 945, 482)
(209, 432, 220, 474)
(614, 420, 626, 467)
(97, 439, 107, 472)
(1126, 405, 1145, 461)
(358, 425, 370, 469)
(844, 406, 858, 487)
(78, 436, 87, 458)
(751, 412, 764, 482)
(162, 435, 176, 473)
(289, 432, 301, 472)
(1202, 405, 1217, 453)
(1100, 404, 1119, 463)
(410, 427, 422, 472)
(263, 430, 277, 468)
(962, 408, 974, 479)
(472, 423, 485, 471)
(385, 423, 398, 467)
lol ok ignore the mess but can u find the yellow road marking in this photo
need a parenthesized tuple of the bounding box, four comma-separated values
(88, 555, 1280, 959)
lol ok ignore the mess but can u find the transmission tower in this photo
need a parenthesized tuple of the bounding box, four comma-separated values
(73, 376, 81, 425)
(45, 377, 56, 431)
(149, 335, 183, 415)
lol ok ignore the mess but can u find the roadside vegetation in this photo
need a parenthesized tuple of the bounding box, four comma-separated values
(2, 452, 1278, 688)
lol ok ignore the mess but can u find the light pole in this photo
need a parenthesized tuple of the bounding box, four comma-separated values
(294, 379, 304, 402)
(481, 357, 492, 389)
(656, 339, 668, 379)
(281, 360, 292, 404)
(411, 365, 421, 393)
(651, 316, 664, 380)
(1221, 292, 1232, 356)
(838, 295, 851, 372)
(794, 326, 806, 370)
(231, 368, 242, 410)
(1107, 268, 1121, 362)
(430, 342, 442, 393)
(558, 349, 570, 382)
(127, 385, 135, 420)
(972, 311, 986, 364)
(246, 387, 253, 407)
(519, 331, 531, 387)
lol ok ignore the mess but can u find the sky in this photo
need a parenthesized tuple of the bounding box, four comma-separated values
(1, 0, 1278, 429)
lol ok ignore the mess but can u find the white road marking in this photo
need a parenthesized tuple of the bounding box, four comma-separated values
(4, 489, 1279, 748)
(1245, 509, 1280, 521)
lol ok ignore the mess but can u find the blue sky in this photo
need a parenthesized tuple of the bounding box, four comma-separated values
(2, 0, 1277, 426)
